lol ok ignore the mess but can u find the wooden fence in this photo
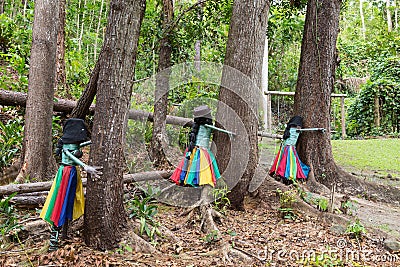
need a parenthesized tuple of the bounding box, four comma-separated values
(264, 91, 347, 139)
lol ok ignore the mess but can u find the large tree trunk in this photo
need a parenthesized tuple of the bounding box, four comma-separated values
(17, 0, 59, 182)
(294, 0, 341, 187)
(83, 0, 146, 250)
(214, 0, 269, 210)
(293, 0, 400, 204)
(150, 0, 174, 168)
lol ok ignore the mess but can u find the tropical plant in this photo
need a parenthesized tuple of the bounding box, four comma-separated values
(0, 193, 21, 241)
(0, 118, 23, 171)
(346, 219, 366, 240)
(212, 185, 231, 215)
(276, 188, 298, 220)
(126, 184, 161, 242)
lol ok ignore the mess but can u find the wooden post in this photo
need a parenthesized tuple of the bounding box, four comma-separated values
(340, 96, 346, 139)
(264, 91, 347, 136)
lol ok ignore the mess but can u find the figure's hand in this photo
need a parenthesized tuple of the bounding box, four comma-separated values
(84, 165, 103, 176)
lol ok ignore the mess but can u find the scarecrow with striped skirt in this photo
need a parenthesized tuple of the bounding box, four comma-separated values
(170, 105, 234, 187)
(269, 116, 325, 185)
(40, 118, 101, 251)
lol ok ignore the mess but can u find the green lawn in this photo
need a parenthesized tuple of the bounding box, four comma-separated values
(331, 139, 400, 178)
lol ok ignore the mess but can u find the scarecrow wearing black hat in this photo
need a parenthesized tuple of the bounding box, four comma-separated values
(269, 116, 325, 184)
(170, 105, 234, 187)
(40, 118, 101, 251)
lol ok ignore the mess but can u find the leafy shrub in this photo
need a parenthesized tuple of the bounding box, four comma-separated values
(346, 219, 366, 240)
(0, 193, 21, 241)
(276, 188, 298, 220)
(0, 119, 23, 172)
(347, 57, 400, 137)
(212, 185, 231, 215)
(126, 184, 161, 243)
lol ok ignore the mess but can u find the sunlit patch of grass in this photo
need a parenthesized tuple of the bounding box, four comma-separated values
(331, 139, 400, 177)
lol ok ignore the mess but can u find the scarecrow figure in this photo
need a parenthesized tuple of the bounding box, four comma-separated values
(40, 118, 102, 251)
(269, 116, 325, 185)
(170, 105, 235, 187)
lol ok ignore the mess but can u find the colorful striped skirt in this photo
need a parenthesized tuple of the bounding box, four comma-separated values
(170, 146, 221, 187)
(269, 144, 310, 182)
(40, 165, 85, 227)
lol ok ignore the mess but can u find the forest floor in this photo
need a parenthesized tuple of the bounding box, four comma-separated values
(1, 139, 400, 266)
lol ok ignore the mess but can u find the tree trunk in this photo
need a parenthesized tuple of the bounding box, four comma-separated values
(17, 0, 59, 182)
(359, 0, 366, 39)
(395, 0, 398, 30)
(70, 53, 101, 119)
(83, 0, 146, 251)
(294, 0, 341, 187)
(56, 0, 68, 98)
(374, 93, 380, 128)
(387, 0, 393, 32)
(150, 0, 174, 168)
(214, 0, 269, 210)
(0, 0, 4, 14)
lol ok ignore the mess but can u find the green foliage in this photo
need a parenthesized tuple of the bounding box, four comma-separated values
(347, 58, 400, 137)
(346, 219, 366, 239)
(0, 118, 23, 171)
(126, 184, 161, 242)
(300, 251, 344, 266)
(276, 188, 298, 220)
(202, 229, 220, 243)
(316, 197, 329, 212)
(0, 193, 21, 240)
(212, 185, 231, 215)
(268, 4, 304, 93)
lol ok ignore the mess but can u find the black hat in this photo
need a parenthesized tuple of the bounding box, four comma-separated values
(193, 105, 212, 119)
(283, 116, 303, 140)
(287, 116, 303, 128)
(61, 118, 89, 144)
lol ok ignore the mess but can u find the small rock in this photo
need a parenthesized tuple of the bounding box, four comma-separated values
(330, 224, 346, 235)
(384, 239, 400, 252)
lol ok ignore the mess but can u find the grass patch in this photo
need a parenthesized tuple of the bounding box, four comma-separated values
(331, 139, 400, 177)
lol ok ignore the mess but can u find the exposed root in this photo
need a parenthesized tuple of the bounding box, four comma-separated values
(200, 204, 219, 233)
(125, 221, 159, 254)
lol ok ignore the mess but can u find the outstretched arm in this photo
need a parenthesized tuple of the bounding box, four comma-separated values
(204, 124, 236, 138)
(63, 148, 102, 176)
(296, 128, 326, 133)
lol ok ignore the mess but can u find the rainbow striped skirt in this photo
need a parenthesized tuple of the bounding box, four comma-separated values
(40, 165, 84, 227)
(269, 144, 310, 182)
(170, 146, 221, 187)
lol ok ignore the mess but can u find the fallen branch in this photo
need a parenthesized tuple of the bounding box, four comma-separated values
(0, 170, 172, 196)
(0, 89, 280, 136)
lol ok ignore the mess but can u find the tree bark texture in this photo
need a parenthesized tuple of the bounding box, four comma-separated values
(294, 0, 341, 186)
(150, 0, 174, 168)
(19, 0, 59, 182)
(56, 0, 68, 97)
(83, 0, 146, 250)
(70, 53, 101, 119)
(214, 0, 269, 210)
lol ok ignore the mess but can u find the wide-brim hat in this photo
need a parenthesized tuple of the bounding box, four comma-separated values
(193, 105, 212, 119)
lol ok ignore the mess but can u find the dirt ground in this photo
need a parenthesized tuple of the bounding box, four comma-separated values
(1, 194, 399, 267)
(1, 138, 400, 266)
